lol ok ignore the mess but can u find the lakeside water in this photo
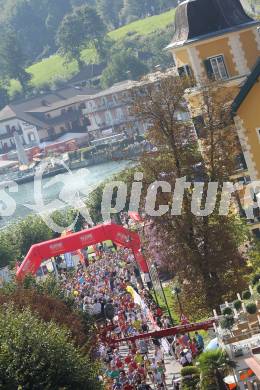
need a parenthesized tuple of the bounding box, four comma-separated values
(0, 160, 131, 228)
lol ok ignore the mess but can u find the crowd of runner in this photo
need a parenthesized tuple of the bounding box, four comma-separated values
(57, 244, 205, 389)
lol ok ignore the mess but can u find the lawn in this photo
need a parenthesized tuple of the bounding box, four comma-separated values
(8, 8, 176, 97)
(108, 8, 176, 40)
(153, 284, 180, 324)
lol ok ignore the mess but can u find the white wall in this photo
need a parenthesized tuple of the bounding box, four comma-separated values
(20, 121, 40, 144)
(0, 118, 39, 146)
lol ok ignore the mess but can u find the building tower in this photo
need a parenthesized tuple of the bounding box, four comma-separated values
(14, 131, 29, 166)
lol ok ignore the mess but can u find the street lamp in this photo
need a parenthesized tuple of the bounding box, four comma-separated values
(141, 247, 159, 306)
(128, 235, 144, 290)
(152, 263, 174, 327)
(172, 286, 184, 320)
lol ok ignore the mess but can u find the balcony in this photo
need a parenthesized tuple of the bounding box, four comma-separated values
(84, 100, 127, 114)
(44, 109, 83, 125)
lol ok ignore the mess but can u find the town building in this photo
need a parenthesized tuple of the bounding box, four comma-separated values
(68, 63, 106, 88)
(166, 0, 260, 158)
(166, 0, 260, 237)
(231, 58, 260, 237)
(0, 78, 154, 161)
(82, 80, 149, 145)
(167, 0, 260, 87)
(0, 86, 99, 159)
(232, 58, 260, 182)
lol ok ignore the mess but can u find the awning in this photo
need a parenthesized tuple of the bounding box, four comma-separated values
(244, 358, 260, 380)
(128, 212, 143, 222)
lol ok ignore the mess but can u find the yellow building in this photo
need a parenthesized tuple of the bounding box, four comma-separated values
(166, 0, 260, 153)
(232, 58, 260, 182)
(166, 0, 260, 236)
(232, 58, 260, 237)
(167, 0, 260, 86)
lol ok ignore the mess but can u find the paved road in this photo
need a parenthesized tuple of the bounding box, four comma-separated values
(119, 341, 182, 389)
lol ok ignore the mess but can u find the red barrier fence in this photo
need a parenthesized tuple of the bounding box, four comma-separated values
(112, 319, 216, 344)
(16, 223, 149, 280)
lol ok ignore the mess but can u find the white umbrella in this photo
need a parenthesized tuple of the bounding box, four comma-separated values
(223, 374, 237, 385)
(205, 337, 219, 351)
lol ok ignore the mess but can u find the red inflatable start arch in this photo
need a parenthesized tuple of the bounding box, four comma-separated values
(16, 223, 149, 280)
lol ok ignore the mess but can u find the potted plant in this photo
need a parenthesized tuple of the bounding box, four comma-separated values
(252, 274, 260, 285)
(181, 366, 200, 390)
(222, 307, 233, 316)
(246, 303, 257, 315)
(220, 315, 235, 332)
(242, 290, 251, 300)
(233, 300, 242, 311)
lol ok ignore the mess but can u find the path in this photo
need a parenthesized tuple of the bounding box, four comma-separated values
(119, 340, 182, 389)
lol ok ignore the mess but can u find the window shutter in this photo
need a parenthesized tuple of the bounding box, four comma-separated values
(177, 66, 185, 77)
(204, 59, 214, 79)
(193, 115, 205, 138)
(186, 65, 192, 77)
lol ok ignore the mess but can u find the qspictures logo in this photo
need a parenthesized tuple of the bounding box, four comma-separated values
(0, 158, 94, 233)
(0, 159, 260, 233)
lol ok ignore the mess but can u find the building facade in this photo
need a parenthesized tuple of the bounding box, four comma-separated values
(167, 0, 260, 236)
(232, 58, 260, 182)
(167, 0, 260, 87)
(83, 80, 149, 143)
(0, 86, 98, 156)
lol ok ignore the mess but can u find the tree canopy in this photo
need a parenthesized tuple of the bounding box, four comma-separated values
(0, 26, 32, 92)
(0, 305, 101, 389)
(130, 75, 250, 316)
(56, 5, 106, 67)
(101, 50, 148, 87)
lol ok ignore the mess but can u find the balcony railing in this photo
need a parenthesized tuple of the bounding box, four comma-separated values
(84, 100, 127, 114)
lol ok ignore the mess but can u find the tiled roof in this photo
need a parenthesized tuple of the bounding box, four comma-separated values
(0, 86, 99, 128)
(167, 0, 259, 49)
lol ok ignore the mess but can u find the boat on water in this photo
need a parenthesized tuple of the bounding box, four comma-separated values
(0, 166, 68, 187)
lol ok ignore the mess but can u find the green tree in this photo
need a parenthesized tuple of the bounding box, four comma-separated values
(0, 231, 18, 268)
(0, 279, 95, 348)
(12, 215, 53, 259)
(198, 349, 235, 390)
(131, 75, 250, 314)
(0, 26, 32, 92)
(97, 0, 123, 29)
(120, 0, 142, 23)
(2, 0, 49, 61)
(181, 366, 200, 390)
(101, 50, 148, 87)
(1, 0, 73, 62)
(249, 239, 260, 275)
(86, 167, 136, 223)
(0, 81, 9, 110)
(56, 5, 106, 68)
(141, 26, 175, 69)
(45, 0, 72, 36)
(0, 305, 101, 389)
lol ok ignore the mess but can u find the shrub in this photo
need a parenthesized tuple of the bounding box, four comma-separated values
(0, 288, 94, 347)
(252, 274, 260, 285)
(222, 307, 233, 315)
(246, 303, 257, 315)
(198, 349, 230, 390)
(220, 315, 234, 330)
(0, 306, 101, 389)
(257, 284, 260, 295)
(233, 300, 242, 311)
(242, 290, 251, 300)
(181, 366, 200, 390)
(181, 366, 200, 376)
